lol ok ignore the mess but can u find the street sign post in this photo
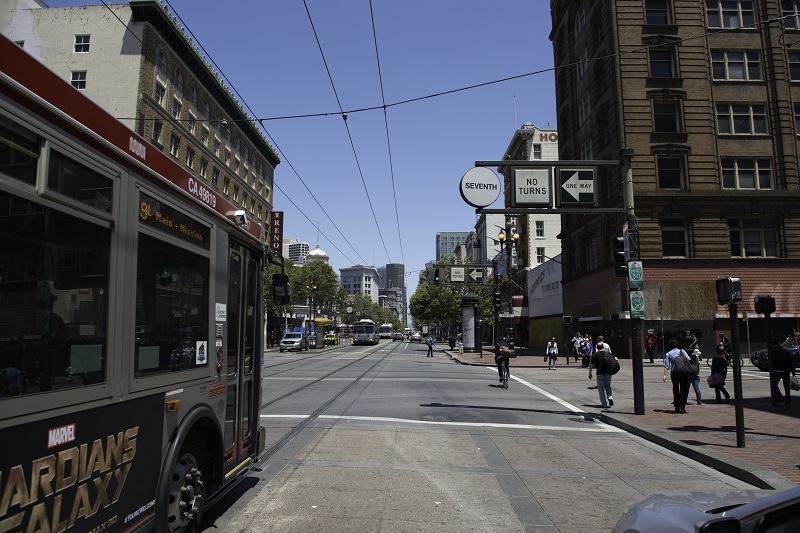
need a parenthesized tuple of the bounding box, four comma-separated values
(628, 261, 643, 289)
(557, 168, 594, 206)
(511, 168, 551, 207)
(467, 267, 483, 283)
(630, 290, 645, 319)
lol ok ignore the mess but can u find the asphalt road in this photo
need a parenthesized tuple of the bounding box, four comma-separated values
(201, 340, 758, 532)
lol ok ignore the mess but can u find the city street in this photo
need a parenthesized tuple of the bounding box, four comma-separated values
(200, 340, 766, 532)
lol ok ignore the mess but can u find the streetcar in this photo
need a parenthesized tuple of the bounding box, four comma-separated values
(0, 36, 265, 532)
(379, 323, 394, 339)
(352, 319, 380, 345)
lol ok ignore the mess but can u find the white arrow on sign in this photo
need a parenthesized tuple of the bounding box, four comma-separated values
(468, 268, 483, 282)
(559, 169, 594, 205)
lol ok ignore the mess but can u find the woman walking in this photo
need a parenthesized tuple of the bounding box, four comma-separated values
(709, 351, 731, 403)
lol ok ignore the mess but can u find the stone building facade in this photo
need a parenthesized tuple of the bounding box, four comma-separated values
(550, 0, 800, 356)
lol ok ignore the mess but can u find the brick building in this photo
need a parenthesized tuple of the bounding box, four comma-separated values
(550, 0, 800, 356)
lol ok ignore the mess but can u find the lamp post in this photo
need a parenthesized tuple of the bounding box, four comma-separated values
(498, 221, 520, 347)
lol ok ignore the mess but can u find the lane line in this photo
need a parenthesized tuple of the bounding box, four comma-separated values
(260, 414, 624, 433)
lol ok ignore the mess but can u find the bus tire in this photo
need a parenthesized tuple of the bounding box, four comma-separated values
(167, 431, 208, 533)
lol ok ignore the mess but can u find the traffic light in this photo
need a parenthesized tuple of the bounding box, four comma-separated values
(272, 273, 290, 305)
(612, 235, 628, 277)
(433, 268, 441, 283)
(493, 291, 502, 309)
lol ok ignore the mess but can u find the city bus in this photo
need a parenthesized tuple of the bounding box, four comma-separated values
(0, 36, 264, 532)
(379, 323, 393, 339)
(352, 319, 380, 345)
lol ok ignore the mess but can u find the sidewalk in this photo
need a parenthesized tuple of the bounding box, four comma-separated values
(447, 345, 800, 490)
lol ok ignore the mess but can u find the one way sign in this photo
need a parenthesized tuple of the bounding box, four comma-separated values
(558, 169, 595, 207)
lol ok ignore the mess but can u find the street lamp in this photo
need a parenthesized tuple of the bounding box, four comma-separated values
(498, 221, 520, 347)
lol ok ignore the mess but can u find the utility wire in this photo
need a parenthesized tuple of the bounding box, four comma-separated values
(302, 0, 392, 265)
(160, 0, 369, 265)
(368, 0, 405, 269)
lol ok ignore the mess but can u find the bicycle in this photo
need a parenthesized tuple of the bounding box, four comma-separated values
(495, 345, 511, 389)
(499, 357, 510, 389)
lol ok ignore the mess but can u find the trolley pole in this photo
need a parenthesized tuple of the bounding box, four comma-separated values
(620, 148, 645, 416)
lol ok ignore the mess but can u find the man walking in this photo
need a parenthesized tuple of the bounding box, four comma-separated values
(589, 345, 613, 408)
(546, 337, 559, 370)
(426, 334, 434, 357)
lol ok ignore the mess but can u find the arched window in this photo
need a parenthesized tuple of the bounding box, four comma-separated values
(173, 69, 183, 97)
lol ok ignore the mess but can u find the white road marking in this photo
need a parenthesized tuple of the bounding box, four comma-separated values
(260, 414, 623, 433)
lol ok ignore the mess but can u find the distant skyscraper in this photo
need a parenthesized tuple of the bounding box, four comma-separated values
(283, 239, 309, 264)
(384, 263, 406, 324)
(436, 232, 470, 261)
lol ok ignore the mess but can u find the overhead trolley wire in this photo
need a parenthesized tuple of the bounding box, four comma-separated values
(160, 0, 370, 265)
(302, 0, 393, 265)
(368, 0, 405, 269)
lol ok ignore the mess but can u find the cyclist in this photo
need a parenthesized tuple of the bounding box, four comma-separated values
(495, 337, 512, 384)
(716, 333, 732, 363)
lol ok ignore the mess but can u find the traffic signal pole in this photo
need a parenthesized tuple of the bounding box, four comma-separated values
(620, 148, 645, 416)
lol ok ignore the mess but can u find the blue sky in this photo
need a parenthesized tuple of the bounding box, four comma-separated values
(46, 0, 557, 307)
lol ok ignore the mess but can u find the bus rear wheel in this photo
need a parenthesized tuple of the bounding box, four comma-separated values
(167, 433, 208, 533)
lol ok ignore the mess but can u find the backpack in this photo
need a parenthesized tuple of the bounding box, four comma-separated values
(673, 350, 697, 377)
(601, 350, 620, 375)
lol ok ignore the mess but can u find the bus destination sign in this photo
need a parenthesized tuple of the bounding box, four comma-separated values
(139, 192, 211, 250)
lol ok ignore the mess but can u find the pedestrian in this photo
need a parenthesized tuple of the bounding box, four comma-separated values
(572, 332, 582, 363)
(589, 345, 613, 408)
(581, 338, 592, 367)
(689, 347, 702, 405)
(664, 338, 692, 413)
(709, 350, 730, 403)
(771, 338, 797, 405)
(546, 337, 558, 370)
(426, 334, 434, 357)
(458, 336, 464, 354)
(595, 335, 611, 353)
(645, 332, 656, 363)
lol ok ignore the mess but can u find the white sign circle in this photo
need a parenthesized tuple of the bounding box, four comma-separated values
(460, 167, 501, 208)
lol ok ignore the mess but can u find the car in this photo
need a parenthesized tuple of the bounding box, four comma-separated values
(279, 332, 308, 352)
(324, 333, 337, 345)
(410, 332, 422, 342)
(749, 337, 800, 371)
(392, 332, 405, 341)
(611, 486, 800, 533)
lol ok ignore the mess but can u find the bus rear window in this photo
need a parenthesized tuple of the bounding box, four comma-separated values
(134, 233, 209, 376)
(0, 192, 110, 398)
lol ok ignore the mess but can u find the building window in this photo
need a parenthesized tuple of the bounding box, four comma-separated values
(201, 127, 209, 146)
(187, 115, 196, 135)
(580, 138, 593, 160)
(223, 177, 230, 194)
(582, 237, 597, 271)
(156, 49, 167, 75)
(154, 82, 166, 107)
(784, 0, 800, 28)
(716, 103, 767, 134)
(173, 69, 183, 96)
(649, 49, 675, 77)
(729, 218, 778, 257)
(722, 158, 772, 189)
(202, 100, 210, 125)
(151, 121, 163, 146)
(70, 71, 87, 90)
(212, 168, 219, 188)
(711, 50, 762, 80)
(574, 1, 587, 34)
(169, 135, 180, 157)
(533, 144, 542, 159)
(789, 51, 800, 81)
(707, 0, 755, 29)
(579, 93, 591, 125)
(577, 47, 588, 80)
(224, 149, 231, 167)
(661, 218, 687, 257)
(657, 157, 683, 189)
(186, 147, 195, 169)
(189, 86, 198, 111)
(795, 104, 800, 133)
(74, 34, 90, 53)
(535, 220, 545, 237)
(14, 40, 24, 48)
(200, 158, 207, 178)
(172, 98, 182, 120)
(536, 247, 546, 264)
(645, 0, 670, 24)
(213, 138, 220, 157)
(233, 185, 239, 202)
(653, 102, 679, 132)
